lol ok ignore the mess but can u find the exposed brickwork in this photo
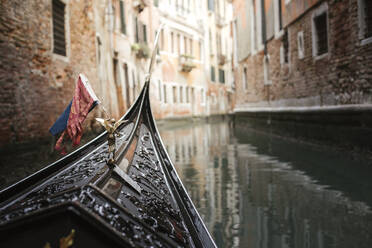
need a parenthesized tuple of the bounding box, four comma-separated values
(234, 0, 372, 108)
(0, 0, 99, 147)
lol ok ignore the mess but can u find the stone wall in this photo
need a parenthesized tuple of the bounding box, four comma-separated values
(0, 0, 101, 146)
(234, 0, 372, 109)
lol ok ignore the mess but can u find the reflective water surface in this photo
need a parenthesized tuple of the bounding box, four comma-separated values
(160, 120, 372, 248)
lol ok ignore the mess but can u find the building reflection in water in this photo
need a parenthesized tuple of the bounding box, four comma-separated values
(159, 121, 372, 248)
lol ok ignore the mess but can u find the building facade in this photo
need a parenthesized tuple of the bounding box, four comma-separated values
(231, 0, 372, 151)
(232, 0, 372, 109)
(154, 0, 235, 119)
(0, 0, 236, 147)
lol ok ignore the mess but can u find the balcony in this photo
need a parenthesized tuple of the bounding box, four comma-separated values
(179, 54, 196, 72)
(218, 54, 226, 65)
(133, 0, 148, 13)
(131, 43, 150, 59)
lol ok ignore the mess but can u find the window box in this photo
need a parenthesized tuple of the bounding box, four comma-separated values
(131, 43, 150, 59)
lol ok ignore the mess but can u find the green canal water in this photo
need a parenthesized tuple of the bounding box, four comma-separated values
(1, 119, 372, 248)
(160, 120, 372, 248)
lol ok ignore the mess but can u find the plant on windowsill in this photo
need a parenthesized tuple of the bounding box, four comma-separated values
(131, 43, 150, 59)
(179, 54, 196, 72)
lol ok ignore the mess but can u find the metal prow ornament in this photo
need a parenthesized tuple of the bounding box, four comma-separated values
(95, 118, 127, 165)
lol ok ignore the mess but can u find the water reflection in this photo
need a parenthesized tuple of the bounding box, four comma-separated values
(160, 121, 372, 248)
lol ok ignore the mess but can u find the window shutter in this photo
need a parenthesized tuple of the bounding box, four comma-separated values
(143, 24, 147, 43)
(52, 0, 66, 56)
(219, 69, 225, 83)
(365, 1, 372, 38)
(282, 30, 289, 63)
(211, 66, 215, 82)
(120, 1, 126, 34)
(134, 17, 139, 42)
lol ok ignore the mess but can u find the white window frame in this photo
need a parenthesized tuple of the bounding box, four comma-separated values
(358, 0, 372, 45)
(297, 31, 305, 59)
(311, 3, 329, 60)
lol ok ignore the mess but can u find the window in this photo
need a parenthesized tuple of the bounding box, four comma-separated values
(218, 69, 225, 84)
(189, 38, 193, 56)
(160, 30, 164, 51)
(298, 31, 304, 59)
(198, 41, 202, 60)
(173, 86, 177, 103)
(177, 34, 181, 55)
(119, 1, 126, 34)
(113, 58, 119, 85)
(96, 35, 102, 63)
(312, 4, 328, 57)
(171, 32, 174, 53)
(201, 89, 205, 104)
(243, 67, 247, 91)
(274, 0, 283, 36)
(314, 13, 328, 55)
(132, 70, 136, 100)
(52, 0, 66, 56)
(186, 87, 190, 103)
(209, 29, 212, 55)
(123, 63, 130, 108)
(179, 86, 183, 103)
(363, 1, 372, 38)
(134, 18, 147, 43)
(278, 0, 283, 30)
(184, 36, 187, 54)
(143, 24, 147, 43)
(158, 80, 162, 101)
(359, 0, 372, 43)
(163, 85, 167, 103)
(281, 30, 289, 63)
(134, 17, 139, 42)
(211, 66, 215, 82)
(263, 55, 272, 85)
(208, 0, 214, 11)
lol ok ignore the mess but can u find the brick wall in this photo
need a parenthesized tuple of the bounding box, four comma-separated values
(0, 0, 100, 146)
(234, 0, 372, 109)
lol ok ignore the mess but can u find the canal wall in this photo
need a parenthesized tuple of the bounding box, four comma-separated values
(234, 105, 372, 153)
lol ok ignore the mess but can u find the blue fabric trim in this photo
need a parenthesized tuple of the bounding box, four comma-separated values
(49, 101, 72, 136)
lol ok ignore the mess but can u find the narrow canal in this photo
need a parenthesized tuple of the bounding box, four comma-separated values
(160, 119, 372, 248)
